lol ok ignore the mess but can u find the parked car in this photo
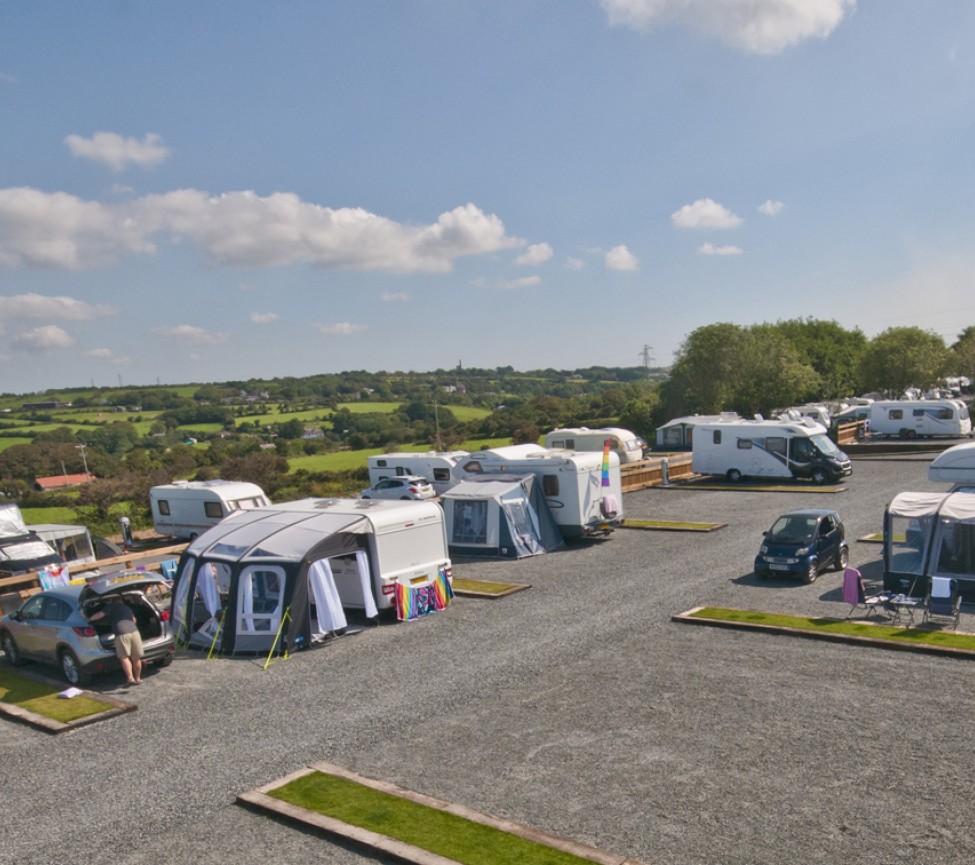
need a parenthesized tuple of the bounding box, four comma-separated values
(754, 508, 849, 583)
(0, 572, 176, 686)
(360, 476, 436, 500)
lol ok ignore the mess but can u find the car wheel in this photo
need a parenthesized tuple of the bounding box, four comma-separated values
(59, 649, 91, 687)
(802, 560, 819, 584)
(811, 468, 829, 485)
(2, 631, 24, 666)
(905, 429, 917, 439)
(400, 496, 411, 500)
(836, 546, 849, 571)
(726, 469, 742, 483)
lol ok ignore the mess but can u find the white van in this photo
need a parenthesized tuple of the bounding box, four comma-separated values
(868, 400, 972, 439)
(150, 480, 270, 540)
(366, 451, 468, 495)
(452, 444, 623, 538)
(691, 417, 852, 484)
(544, 427, 646, 464)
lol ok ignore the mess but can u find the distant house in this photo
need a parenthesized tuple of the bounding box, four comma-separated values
(23, 401, 72, 411)
(34, 473, 93, 491)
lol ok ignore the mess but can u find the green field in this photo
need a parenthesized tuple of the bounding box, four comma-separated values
(0, 437, 33, 451)
(287, 437, 511, 474)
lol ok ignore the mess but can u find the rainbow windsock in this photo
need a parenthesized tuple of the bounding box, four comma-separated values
(601, 439, 611, 487)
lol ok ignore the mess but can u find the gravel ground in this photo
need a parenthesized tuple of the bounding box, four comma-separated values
(3, 456, 974, 865)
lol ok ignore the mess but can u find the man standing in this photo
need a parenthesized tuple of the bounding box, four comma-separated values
(92, 597, 143, 685)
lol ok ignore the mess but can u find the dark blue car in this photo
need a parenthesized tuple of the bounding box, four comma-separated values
(754, 508, 849, 583)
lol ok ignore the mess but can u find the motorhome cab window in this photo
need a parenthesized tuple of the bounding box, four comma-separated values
(542, 475, 560, 496)
(889, 409, 904, 420)
(737, 439, 753, 449)
(157, 499, 171, 516)
(204, 501, 224, 519)
(765, 437, 787, 456)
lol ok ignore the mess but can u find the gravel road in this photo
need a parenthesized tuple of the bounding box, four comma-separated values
(2, 455, 973, 865)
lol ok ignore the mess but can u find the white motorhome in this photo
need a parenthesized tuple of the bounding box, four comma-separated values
(452, 444, 623, 538)
(150, 480, 270, 540)
(691, 417, 852, 484)
(544, 427, 646, 464)
(366, 451, 468, 495)
(868, 399, 972, 439)
(928, 440, 975, 489)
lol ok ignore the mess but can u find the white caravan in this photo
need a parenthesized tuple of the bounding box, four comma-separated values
(691, 417, 852, 484)
(452, 444, 623, 538)
(868, 400, 972, 439)
(366, 451, 468, 495)
(150, 480, 270, 540)
(544, 427, 646, 464)
(654, 413, 741, 450)
(928, 440, 975, 490)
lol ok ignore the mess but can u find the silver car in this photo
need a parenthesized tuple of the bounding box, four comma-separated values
(0, 572, 175, 686)
(360, 475, 436, 500)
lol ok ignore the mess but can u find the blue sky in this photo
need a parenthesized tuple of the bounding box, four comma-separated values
(2, 1, 974, 393)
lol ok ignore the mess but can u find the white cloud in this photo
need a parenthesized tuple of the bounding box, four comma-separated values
(64, 131, 170, 172)
(600, 0, 855, 54)
(514, 242, 553, 266)
(84, 348, 113, 358)
(250, 312, 279, 324)
(84, 347, 130, 364)
(759, 199, 784, 216)
(565, 257, 585, 271)
(605, 245, 639, 271)
(0, 293, 114, 321)
(0, 187, 520, 273)
(672, 198, 743, 230)
(382, 291, 410, 302)
(153, 324, 229, 345)
(315, 322, 366, 335)
(698, 242, 743, 256)
(15, 325, 74, 350)
(502, 276, 541, 290)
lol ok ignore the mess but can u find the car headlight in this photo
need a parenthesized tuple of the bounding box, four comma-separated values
(795, 547, 809, 556)
(760, 545, 768, 555)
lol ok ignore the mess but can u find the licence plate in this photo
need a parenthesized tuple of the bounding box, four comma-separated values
(769, 564, 790, 571)
(410, 576, 428, 586)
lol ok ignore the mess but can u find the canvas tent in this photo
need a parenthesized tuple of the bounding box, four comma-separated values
(441, 475, 564, 558)
(170, 498, 451, 655)
(884, 490, 975, 597)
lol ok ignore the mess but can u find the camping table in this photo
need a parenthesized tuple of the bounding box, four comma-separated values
(885, 595, 923, 627)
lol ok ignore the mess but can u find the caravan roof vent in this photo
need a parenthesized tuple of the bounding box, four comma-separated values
(354, 499, 382, 509)
(311, 498, 343, 509)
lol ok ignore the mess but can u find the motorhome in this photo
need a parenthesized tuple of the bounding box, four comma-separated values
(0, 503, 61, 575)
(150, 480, 270, 540)
(868, 399, 972, 439)
(654, 413, 740, 451)
(452, 444, 623, 538)
(366, 451, 468, 496)
(543, 427, 646, 464)
(691, 417, 852, 484)
(928, 440, 975, 490)
(171, 498, 453, 652)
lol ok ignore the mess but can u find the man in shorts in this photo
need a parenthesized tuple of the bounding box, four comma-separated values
(92, 597, 143, 685)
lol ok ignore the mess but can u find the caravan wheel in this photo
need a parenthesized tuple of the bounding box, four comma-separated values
(726, 469, 742, 483)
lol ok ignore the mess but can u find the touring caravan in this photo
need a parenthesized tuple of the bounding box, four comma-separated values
(654, 413, 740, 451)
(544, 427, 646, 464)
(366, 451, 468, 496)
(150, 480, 270, 540)
(928, 441, 975, 489)
(452, 444, 623, 538)
(868, 399, 972, 439)
(170, 498, 452, 653)
(691, 417, 852, 484)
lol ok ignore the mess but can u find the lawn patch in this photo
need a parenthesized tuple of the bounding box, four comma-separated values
(622, 519, 726, 532)
(240, 762, 647, 865)
(451, 578, 530, 598)
(674, 606, 975, 658)
(0, 668, 134, 732)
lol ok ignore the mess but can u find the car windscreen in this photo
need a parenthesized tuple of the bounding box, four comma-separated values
(768, 516, 816, 544)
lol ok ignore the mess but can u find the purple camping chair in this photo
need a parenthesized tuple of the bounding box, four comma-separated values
(842, 567, 886, 618)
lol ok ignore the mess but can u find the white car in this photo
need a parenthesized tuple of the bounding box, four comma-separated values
(360, 476, 436, 500)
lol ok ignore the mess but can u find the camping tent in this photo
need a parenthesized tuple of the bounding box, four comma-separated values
(441, 475, 564, 558)
(884, 490, 975, 597)
(170, 498, 451, 655)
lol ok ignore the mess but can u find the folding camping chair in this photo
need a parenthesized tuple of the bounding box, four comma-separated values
(922, 577, 962, 629)
(842, 568, 887, 618)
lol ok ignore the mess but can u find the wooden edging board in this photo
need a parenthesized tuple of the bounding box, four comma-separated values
(0, 669, 136, 734)
(672, 606, 975, 660)
(621, 521, 726, 532)
(238, 761, 648, 865)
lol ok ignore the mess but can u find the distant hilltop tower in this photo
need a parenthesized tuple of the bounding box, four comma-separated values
(638, 344, 655, 372)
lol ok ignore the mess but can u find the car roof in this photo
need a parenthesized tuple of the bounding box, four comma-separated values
(777, 508, 840, 519)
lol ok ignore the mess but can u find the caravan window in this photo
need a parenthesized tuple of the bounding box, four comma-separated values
(157, 499, 171, 516)
(765, 437, 787, 456)
(204, 501, 223, 519)
(712, 430, 721, 445)
(542, 475, 560, 496)
(433, 468, 450, 482)
(936, 408, 953, 419)
(737, 439, 753, 449)
(888, 409, 904, 420)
